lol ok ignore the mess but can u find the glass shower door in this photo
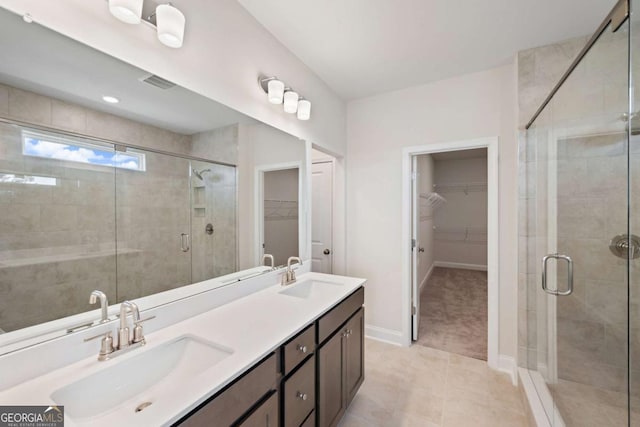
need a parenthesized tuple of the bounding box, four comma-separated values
(527, 13, 630, 427)
(115, 148, 192, 302)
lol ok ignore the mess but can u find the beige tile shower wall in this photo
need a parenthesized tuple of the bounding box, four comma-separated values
(0, 83, 195, 331)
(190, 161, 237, 283)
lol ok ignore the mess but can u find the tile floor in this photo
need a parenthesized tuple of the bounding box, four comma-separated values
(417, 268, 487, 360)
(339, 339, 528, 427)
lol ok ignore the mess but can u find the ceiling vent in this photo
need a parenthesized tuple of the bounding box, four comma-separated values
(139, 74, 176, 90)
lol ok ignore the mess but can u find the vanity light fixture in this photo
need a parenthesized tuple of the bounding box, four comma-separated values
(283, 90, 299, 114)
(297, 98, 311, 121)
(106, 1, 186, 49)
(102, 95, 120, 104)
(108, 0, 143, 24)
(156, 4, 186, 48)
(258, 76, 311, 120)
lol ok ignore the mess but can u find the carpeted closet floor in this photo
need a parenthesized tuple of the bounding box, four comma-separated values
(417, 267, 488, 360)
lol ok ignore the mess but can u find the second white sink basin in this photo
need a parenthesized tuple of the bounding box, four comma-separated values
(279, 280, 344, 299)
(51, 335, 233, 424)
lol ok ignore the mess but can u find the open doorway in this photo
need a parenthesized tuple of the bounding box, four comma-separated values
(311, 148, 334, 273)
(402, 137, 500, 369)
(413, 149, 488, 360)
(261, 167, 299, 266)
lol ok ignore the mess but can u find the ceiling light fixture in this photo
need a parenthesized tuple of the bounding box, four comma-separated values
(106, 1, 186, 49)
(258, 76, 311, 120)
(108, 0, 143, 24)
(102, 95, 120, 104)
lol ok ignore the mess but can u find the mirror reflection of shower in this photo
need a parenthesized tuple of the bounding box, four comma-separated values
(192, 168, 212, 181)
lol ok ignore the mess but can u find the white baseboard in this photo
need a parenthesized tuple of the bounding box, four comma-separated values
(433, 261, 487, 271)
(498, 355, 517, 386)
(418, 263, 435, 295)
(365, 325, 403, 346)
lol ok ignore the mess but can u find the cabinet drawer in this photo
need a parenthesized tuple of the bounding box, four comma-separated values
(317, 287, 364, 344)
(237, 391, 278, 427)
(283, 324, 315, 375)
(300, 411, 315, 427)
(177, 353, 277, 427)
(283, 355, 316, 427)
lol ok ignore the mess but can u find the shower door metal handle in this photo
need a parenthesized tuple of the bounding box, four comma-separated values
(180, 233, 190, 252)
(542, 254, 573, 296)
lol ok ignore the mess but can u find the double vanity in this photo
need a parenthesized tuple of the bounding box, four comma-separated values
(0, 272, 366, 427)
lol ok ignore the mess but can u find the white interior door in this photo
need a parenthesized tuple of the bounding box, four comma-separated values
(311, 161, 333, 273)
(411, 156, 420, 341)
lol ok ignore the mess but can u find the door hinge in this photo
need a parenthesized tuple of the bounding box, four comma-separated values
(411, 171, 417, 181)
(411, 239, 416, 249)
(412, 306, 417, 315)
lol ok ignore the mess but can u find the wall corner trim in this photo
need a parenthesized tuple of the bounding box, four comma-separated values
(365, 325, 404, 346)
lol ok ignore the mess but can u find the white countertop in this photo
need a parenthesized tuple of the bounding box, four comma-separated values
(0, 272, 366, 426)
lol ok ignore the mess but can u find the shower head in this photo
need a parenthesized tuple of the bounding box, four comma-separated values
(192, 168, 212, 181)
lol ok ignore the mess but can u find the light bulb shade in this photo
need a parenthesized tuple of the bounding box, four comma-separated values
(109, 0, 143, 24)
(283, 91, 299, 114)
(156, 4, 186, 48)
(267, 79, 285, 104)
(297, 99, 311, 120)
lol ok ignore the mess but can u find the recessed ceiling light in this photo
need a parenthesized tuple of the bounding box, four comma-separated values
(102, 96, 120, 104)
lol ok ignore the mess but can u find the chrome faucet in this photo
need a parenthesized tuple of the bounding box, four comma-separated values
(89, 290, 109, 323)
(281, 256, 302, 286)
(85, 300, 153, 361)
(262, 253, 275, 270)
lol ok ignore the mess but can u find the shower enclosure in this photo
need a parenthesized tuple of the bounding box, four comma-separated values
(0, 120, 237, 332)
(520, 0, 639, 425)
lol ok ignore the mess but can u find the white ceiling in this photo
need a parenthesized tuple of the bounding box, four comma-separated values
(0, 8, 253, 135)
(238, 0, 617, 100)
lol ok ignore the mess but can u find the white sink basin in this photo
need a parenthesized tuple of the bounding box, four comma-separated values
(51, 335, 233, 424)
(279, 280, 344, 299)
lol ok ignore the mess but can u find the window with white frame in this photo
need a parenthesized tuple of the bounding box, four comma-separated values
(21, 130, 146, 171)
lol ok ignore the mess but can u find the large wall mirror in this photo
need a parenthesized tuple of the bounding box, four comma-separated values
(0, 8, 309, 352)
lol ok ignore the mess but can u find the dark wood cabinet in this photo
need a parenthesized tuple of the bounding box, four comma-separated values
(317, 327, 346, 427)
(238, 391, 279, 427)
(174, 286, 364, 427)
(316, 289, 365, 427)
(283, 356, 316, 427)
(175, 353, 277, 427)
(344, 309, 364, 406)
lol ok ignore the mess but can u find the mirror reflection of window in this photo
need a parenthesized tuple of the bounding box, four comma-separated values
(263, 168, 299, 267)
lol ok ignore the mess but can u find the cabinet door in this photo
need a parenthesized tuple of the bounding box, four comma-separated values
(344, 308, 364, 405)
(317, 329, 345, 427)
(238, 392, 278, 427)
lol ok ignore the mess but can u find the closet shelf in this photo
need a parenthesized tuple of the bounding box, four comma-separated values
(433, 226, 487, 244)
(264, 199, 298, 220)
(419, 192, 446, 209)
(433, 182, 487, 194)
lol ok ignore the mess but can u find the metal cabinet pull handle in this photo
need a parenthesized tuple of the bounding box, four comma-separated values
(180, 233, 190, 252)
(297, 344, 308, 354)
(542, 253, 573, 296)
(297, 391, 308, 401)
